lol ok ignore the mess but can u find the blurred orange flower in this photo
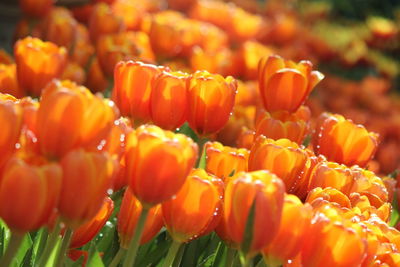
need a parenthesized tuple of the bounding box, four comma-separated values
(14, 37, 67, 96)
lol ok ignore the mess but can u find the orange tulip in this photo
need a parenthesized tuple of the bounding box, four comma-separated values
(113, 61, 166, 120)
(187, 70, 237, 136)
(117, 189, 163, 248)
(0, 98, 23, 170)
(125, 125, 198, 208)
(69, 197, 114, 248)
(313, 113, 379, 167)
(88, 3, 124, 42)
(0, 157, 61, 233)
(237, 128, 256, 150)
(306, 187, 352, 209)
(248, 136, 309, 194)
(19, 0, 53, 17)
(308, 161, 355, 195)
(301, 213, 367, 267)
(258, 55, 324, 112)
(59, 149, 116, 228)
(40, 8, 78, 51)
(205, 141, 249, 181)
(37, 80, 116, 159)
(255, 106, 310, 144)
(150, 71, 188, 130)
(223, 170, 285, 256)
(112, 0, 145, 31)
(61, 62, 86, 85)
(85, 57, 107, 93)
(236, 41, 275, 80)
(97, 31, 155, 78)
(162, 169, 223, 243)
(14, 37, 67, 96)
(71, 24, 95, 68)
(0, 64, 23, 98)
(263, 194, 312, 266)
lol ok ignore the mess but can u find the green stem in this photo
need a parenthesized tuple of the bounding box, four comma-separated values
(109, 247, 126, 267)
(225, 247, 236, 267)
(0, 232, 25, 267)
(36, 220, 62, 267)
(122, 208, 149, 267)
(171, 243, 185, 267)
(239, 254, 253, 267)
(161, 240, 182, 267)
(54, 228, 73, 267)
(196, 137, 208, 168)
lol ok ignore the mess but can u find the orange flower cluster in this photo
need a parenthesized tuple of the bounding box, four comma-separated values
(113, 61, 237, 135)
(4, 0, 400, 266)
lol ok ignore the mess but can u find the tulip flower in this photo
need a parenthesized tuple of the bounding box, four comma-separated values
(97, 32, 155, 78)
(69, 197, 114, 249)
(205, 141, 249, 181)
(0, 98, 23, 170)
(0, 157, 61, 233)
(14, 37, 67, 96)
(113, 61, 167, 120)
(263, 194, 312, 266)
(117, 189, 163, 248)
(40, 8, 78, 51)
(187, 70, 237, 136)
(313, 113, 379, 167)
(162, 169, 223, 243)
(86, 57, 107, 93)
(125, 124, 198, 208)
(223, 170, 285, 259)
(150, 71, 188, 130)
(88, 3, 125, 43)
(308, 161, 355, 195)
(0, 64, 23, 98)
(255, 106, 310, 144)
(306, 187, 352, 209)
(248, 136, 309, 193)
(258, 55, 324, 112)
(59, 149, 116, 229)
(61, 62, 86, 85)
(19, 0, 53, 17)
(37, 80, 116, 159)
(301, 213, 367, 267)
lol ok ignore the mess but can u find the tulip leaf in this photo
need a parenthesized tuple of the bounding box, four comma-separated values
(21, 245, 33, 267)
(210, 242, 224, 267)
(135, 230, 170, 267)
(31, 228, 48, 266)
(390, 191, 400, 227)
(87, 244, 105, 267)
(241, 198, 256, 256)
(13, 234, 33, 267)
(45, 238, 61, 267)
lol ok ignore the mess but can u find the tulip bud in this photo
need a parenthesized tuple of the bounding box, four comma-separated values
(150, 71, 188, 130)
(162, 169, 223, 242)
(258, 55, 324, 112)
(223, 170, 285, 256)
(60, 149, 116, 228)
(14, 37, 67, 96)
(263, 194, 312, 266)
(125, 125, 198, 208)
(205, 141, 249, 181)
(113, 61, 166, 120)
(248, 136, 309, 193)
(69, 197, 114, 248)
(313, 113, 379, 167)
(37, 80, 116, 159)
(118, 189, 163, 248)
(187, 70, 237, 136)
(0, 157, 61, 233)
